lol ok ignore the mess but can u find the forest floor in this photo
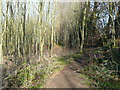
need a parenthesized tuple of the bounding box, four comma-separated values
(44, 53, 92, 88)
(44, 47, 120, 88)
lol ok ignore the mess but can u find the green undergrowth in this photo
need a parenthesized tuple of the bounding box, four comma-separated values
(4, 48, 120, 88)
(31, 54, 77, 88)
(79, 74, 93, 87)
(77, 47, 120, 88)
(3, 54, 75, 88)
(81, 64, 119, 88)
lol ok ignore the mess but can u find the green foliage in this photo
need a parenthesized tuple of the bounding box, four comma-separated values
(80, 63, 119, 88)
(3, 54, 73, 88)
(81, 49, 119, 88)
(1, 1, 120, 88)
(79, 74, 93, 86)
(72, 53, 83, 59)
(112, 48, 120, 64)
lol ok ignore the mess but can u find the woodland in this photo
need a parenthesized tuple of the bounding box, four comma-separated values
(0, 0, 120, 88)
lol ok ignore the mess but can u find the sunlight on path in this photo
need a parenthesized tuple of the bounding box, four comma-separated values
(45, 62, 89, 88)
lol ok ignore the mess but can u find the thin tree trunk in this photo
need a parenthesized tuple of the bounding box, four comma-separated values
(80, 3, 87, 52)
(23, 3, 26, 52)
(109, 2, 116, 47)
(0, 2, 2, 64)
(51, 2, 56, 56)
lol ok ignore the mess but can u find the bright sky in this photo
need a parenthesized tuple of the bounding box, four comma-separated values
(2, 0, 120, 2)
(1, 0, 112, 28)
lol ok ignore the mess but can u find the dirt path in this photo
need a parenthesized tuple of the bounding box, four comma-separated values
(44, 61, 89, 88)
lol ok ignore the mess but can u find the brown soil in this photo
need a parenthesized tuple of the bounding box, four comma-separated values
(44, 61, 89, 88)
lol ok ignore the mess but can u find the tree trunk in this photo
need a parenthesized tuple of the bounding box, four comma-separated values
(80, 3, 87, 52)
(0, 2, 2, 64)
(109, 2, 116, 47)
